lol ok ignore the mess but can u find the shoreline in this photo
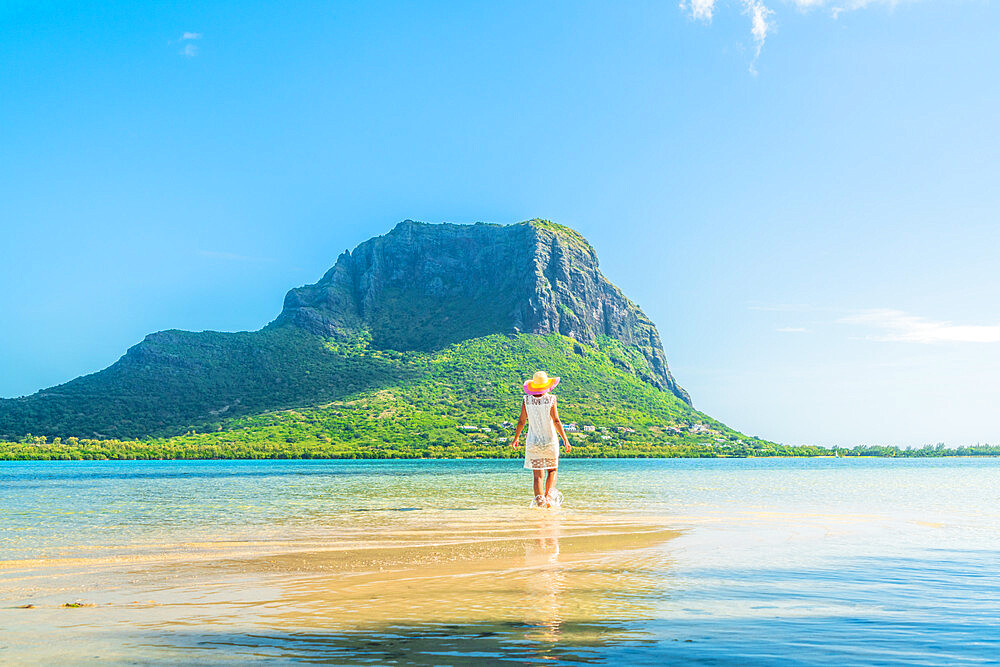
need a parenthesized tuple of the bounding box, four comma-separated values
(4, 453, 1000, 462)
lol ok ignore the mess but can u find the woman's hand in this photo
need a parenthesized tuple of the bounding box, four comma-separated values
(564, 440, 572, 453)
(510, 438, 518, 450)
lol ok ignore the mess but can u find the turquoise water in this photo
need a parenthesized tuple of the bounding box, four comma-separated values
(2, 458, 999, 664)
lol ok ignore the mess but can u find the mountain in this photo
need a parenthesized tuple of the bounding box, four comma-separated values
(272, 219, 688, 401)
(1, 220, 713, 445)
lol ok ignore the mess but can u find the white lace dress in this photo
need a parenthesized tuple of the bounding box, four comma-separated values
(523, 394, 560, 470)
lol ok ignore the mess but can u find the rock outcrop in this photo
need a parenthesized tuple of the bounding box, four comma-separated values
(272, 219, 690, 404)
(0, 218, 693, 440)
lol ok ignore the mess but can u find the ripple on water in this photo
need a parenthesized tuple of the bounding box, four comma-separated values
(1, 458, 999, 664)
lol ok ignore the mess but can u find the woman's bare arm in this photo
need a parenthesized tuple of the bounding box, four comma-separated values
(550, 399, 571, 452)
(510, 403, 527, 449)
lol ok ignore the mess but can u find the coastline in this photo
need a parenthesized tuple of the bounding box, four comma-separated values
(3, 445, 1000, 461)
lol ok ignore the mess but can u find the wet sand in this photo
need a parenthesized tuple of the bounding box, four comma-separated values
(1, 510, 680, 664)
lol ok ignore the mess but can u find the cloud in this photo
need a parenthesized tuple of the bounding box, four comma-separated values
(173, 32, 202, 57)
(680, 0, 909, 72)
(744, 0, 773, 74)
(684, 0, 717, 20)
(679, 0, 774, 72)
(839, 309, 1000, 344)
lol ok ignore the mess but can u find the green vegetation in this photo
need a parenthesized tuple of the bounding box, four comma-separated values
(0, 326, 714, 441)
(0, 218, 696, 442)
(365, 288, 513, 352)
(3, 220, 995, 462)
(4, 332, 998, 460)
(4, 437, 998, 460)
(0, 326, 408, 439)
(520, 218, 595, 256)
(1, 332, 730, 458)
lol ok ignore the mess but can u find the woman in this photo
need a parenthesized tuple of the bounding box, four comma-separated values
(511, 371, 571, 508)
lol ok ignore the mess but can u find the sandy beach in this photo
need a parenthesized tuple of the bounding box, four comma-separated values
(3, 458, 1000, 664)
(3, 508, 678, 663)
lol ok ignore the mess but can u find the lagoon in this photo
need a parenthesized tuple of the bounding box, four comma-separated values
(2, 458, 999, 664)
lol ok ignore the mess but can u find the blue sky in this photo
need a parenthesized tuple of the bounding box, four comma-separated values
(2, 0, 998, 447)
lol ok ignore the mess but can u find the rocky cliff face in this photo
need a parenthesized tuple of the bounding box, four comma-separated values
(0, 218, 695, 440)
(272, 219, 691, 404)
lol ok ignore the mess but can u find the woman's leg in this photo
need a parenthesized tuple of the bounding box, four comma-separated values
(544, 468, 557, 496)
(533, 469, 545, 497)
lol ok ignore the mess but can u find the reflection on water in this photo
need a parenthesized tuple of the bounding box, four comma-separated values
(523, 514, 564, 642)
(156, 621, 657, 665)
(136, 515, 666, 664)
(2, 458, 1000, 664)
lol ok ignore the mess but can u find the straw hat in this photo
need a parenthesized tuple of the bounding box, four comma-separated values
(523, 370, 560, 395)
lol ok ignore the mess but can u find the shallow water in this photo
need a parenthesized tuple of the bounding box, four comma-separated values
(2, 458, 999, 664)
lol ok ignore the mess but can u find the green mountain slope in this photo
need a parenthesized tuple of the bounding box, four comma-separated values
(155, 332, 764, 459)
(4, 333, 784, 460)
(0, 327, 403, 439)
(2, 219, 750, 454)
